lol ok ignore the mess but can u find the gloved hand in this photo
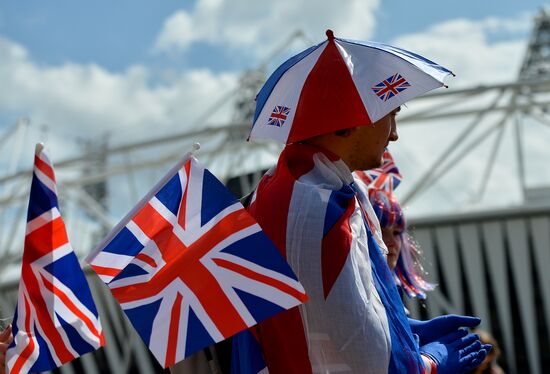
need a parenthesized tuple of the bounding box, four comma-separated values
(409, 314, 481, 345)
(420, 328, 492, 373)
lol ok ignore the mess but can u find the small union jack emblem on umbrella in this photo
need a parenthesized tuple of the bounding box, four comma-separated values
(267, 106, 290, 127)
(372, 73, 411, 101)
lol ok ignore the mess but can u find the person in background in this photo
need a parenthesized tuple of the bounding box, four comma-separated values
(468, 330, 505, 374)
(368, 187, 436, 299)
(355, 151, 435, 300)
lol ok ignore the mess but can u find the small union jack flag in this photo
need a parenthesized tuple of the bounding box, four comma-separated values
(86, 155, 307, 368)
(355, 150, 402, 193)
(6, 144, 104, 374)
(372, 73, 411, 101)
(267, 105, 290, 127)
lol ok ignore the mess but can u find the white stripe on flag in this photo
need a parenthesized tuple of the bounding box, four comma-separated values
(173, 202, 244, 247)
(26, 207, 61, 235)
(203, 260, 256, 327)
(32, 243, 73, 268)
(34, 166, 57, 194)
(213, 251, 305, 294)
(183, 159, 204, 231)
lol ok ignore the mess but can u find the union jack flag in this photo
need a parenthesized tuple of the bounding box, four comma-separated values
(86, 155, 307, 368)
(372, 73, 411, 101)
(267, 105, 290, 127)
(355, 150, 402, 193)
(6, 144, 104, 374)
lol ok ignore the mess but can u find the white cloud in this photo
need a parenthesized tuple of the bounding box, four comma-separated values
(0, 35, 239, 146)
(152, 11, 197, 54)
(152, 0, 380, 57)
(392, 14, 531, 88)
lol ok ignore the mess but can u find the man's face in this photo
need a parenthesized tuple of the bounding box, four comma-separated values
(347, 107, 399, 170)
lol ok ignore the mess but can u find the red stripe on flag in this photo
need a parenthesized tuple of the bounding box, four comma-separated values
(90, 264, 121, 278)
(270, 112, 287, 120)
(165, 293, 183, 367)
(136, 253, 157, 268)
(24, 217, 68, 264)
(373, 173, 388, 189)
(28, 281, 75, 364)
(19, 263, 75, 365)
(10, 295, 36, 374)
(132, 203, 172, 242)
(40, 274, 104, 343)
(354, 170, 373, 184)
(377, 77, 406, 96)
(34, 155, 56, 182)
(213, 258, 307, 302)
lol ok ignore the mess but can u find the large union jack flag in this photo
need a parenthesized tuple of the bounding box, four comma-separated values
(6, 144, 104, 374)
(86, 155, 307, 368)
(267, 105, 290, 127)
(372, 73, 411, 101)
(355, 150, 402, 193)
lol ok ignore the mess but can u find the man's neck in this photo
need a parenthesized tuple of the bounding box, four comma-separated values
(301, 133, 356, 171)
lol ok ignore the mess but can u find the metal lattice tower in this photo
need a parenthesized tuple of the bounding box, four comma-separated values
(400, 8, 550, 207)
(519, 8, 550, 81)
(232, 69, 267, 124)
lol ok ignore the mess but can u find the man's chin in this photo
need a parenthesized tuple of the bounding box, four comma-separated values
(353, 155, 384, 171)
(362, 158, 384, 171)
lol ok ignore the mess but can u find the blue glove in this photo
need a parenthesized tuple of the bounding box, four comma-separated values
(409, 315, 481, 346)
(420, 329, 491, 374)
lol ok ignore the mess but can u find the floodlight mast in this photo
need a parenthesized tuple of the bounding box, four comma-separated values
(402, 8, 550, 206)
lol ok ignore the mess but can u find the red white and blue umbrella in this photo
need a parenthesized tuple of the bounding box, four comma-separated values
(249, 30, 453, 144)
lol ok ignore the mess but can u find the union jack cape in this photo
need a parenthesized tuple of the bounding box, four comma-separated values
(86, 153, 307, 368)
(6, 144, 104, 374)
(232, 143, 424, 374)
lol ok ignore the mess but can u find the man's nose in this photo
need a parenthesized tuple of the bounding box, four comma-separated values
(389, 122, 398, 141)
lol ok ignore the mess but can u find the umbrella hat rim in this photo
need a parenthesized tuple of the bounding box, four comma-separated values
(249, 30, 453, 144)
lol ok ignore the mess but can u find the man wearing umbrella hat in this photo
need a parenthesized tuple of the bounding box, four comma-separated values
(236, 30, 491, 374)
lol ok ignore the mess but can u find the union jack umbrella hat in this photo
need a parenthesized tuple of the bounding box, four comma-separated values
(249, 30, 453, 144)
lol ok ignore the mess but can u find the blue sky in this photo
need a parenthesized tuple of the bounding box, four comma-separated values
(1, 1, 543, 73)
(0, 0, 549, 215)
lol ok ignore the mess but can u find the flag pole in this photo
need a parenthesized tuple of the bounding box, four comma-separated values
(35, 142, 44, 154)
